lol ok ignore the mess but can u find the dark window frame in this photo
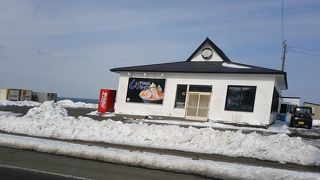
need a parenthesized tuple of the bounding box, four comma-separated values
(174, 84, 188, 108)
(271, 87, 279, 113)
(224, 85, 257, 112)
(189, 85, 212, 92)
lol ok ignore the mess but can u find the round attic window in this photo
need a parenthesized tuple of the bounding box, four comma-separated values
(201, 48, 213, 59)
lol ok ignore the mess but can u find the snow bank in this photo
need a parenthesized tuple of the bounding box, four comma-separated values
(0, 100, 41, 107)
(56, 99, 97, 109)
(0, 102, 319, 166)
(25, 101, 68, 120)
(0, 134, 319, 180)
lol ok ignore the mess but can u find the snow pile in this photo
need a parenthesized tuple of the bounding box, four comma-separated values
(56, 99, 97, 109)
(0, 102, 319, 166)
(0, 100, 41, 107)
(25, 101, 68, 120)
(222, 62, 251, 69)
(0, 134, 319, 180)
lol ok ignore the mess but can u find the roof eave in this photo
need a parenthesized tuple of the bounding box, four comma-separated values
(110, 69, 286, 75)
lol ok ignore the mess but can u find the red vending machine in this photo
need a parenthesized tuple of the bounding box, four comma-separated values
(98, 89, 116, 113)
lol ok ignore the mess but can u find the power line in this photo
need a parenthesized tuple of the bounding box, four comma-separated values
(287, 49, 320, 57)
(289, 45, 320, 52)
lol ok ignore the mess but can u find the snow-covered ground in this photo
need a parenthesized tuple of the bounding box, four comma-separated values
(0, 133, 319, 180)
(87, 111, 290, 134)
(0, 111, 22, 117)
(0, 101, 319, 166)
(139, 118, 290, 134)
(87, 110, 115, 117)
(314, 120, 320, 127)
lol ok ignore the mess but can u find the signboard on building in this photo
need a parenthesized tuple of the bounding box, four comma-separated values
(126, 78, 165, 104)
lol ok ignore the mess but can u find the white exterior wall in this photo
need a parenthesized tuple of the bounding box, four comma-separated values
(115, 72, 277, 126)
(19, 90, 32, 101)
(269, 76, 282, 124)
(0, 89, 8, 100)
(280, 98, 300, 106)
(7, 89, 20, 101)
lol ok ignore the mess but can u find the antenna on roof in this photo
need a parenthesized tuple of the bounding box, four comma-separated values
(281, 0, 288, 71)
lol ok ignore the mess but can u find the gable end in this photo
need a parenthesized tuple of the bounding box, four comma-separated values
(186, 37, 231, 62)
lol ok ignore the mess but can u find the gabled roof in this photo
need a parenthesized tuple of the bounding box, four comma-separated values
(110, 37, 288, 89)
(111, 38, 284, 74)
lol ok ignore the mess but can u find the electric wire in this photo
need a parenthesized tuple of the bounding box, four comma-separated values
(282, 0, 285, 42)
(281, 0, 319, 59)
(287, 49, 320, 57)
(288, 45, 320, 52)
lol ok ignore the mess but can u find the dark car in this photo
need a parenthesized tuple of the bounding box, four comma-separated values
(290, 107, 314, 129)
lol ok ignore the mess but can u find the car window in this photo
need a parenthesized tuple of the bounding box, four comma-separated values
(295, 108, 311, 114)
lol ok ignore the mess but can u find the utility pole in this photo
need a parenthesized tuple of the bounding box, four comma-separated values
(281, 40, 288, 71)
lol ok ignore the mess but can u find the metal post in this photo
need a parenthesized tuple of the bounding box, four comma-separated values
(281, 40, 287, 71)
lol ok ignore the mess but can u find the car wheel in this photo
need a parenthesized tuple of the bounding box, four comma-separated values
(307, 121, 312, 129)
(289, 120, 294, 127)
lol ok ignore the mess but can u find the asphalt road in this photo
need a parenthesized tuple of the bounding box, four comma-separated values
(0, 146, 210, 180)
(0, 166, 73, 180)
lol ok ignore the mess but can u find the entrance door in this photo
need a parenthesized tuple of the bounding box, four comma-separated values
(185, 92, 211, 121)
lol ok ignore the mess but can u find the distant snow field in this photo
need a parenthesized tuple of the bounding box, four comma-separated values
(0, 99, 97, 108)
(56, 99, 97, 109)
(0, 100, 41, 107)
(0, 101, 319, 166)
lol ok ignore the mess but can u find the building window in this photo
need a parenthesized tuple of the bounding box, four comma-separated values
(225, 86, 256, 112)
(271, 88, 279, 112)
(174, 85, 187, 108)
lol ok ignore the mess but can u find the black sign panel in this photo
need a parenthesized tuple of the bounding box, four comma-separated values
(126, 78, 165, 104)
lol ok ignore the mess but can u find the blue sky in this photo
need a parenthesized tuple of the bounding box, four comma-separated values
(0, 0, 319, 103)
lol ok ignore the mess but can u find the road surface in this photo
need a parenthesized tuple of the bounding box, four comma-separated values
(0, 146, 210, 180)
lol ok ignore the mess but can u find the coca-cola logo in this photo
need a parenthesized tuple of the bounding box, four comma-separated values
(100, 91, 108, 108)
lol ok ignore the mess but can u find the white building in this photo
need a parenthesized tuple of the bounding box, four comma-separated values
(111, 38, 287, 127)
(280, 97, 300, 113)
